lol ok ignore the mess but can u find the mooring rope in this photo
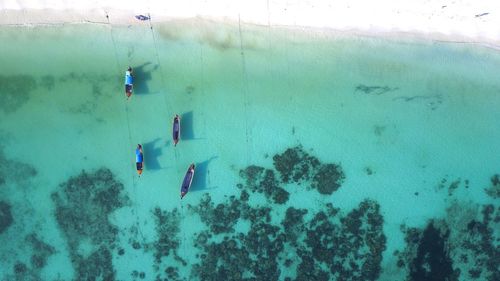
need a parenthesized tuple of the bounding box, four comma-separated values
(105, 11, 147, 243)
(145, 13, 189, 263)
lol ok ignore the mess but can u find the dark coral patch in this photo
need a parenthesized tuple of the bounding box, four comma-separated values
(239, 166, 290, 204)
(195, 194, 242, 234)
(152, 207, 183, 265)
(272, 146, 320, 184)
(282, 207, 308, 246)
(312, 163, 345, 195)
(409, 222, 455, 281)
(191, 190, 386, 281)
(306, 200, 386, 281)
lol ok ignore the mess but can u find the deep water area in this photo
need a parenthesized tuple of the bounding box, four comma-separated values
(0, 19, 499, 281)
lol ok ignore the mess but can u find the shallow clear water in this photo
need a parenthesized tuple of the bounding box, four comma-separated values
(0, 19, 499, 281)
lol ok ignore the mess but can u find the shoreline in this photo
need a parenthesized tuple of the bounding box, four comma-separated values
(1, 0, 499, 48)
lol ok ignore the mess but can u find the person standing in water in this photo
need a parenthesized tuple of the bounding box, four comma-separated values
(135, 144, 143, 176)
(125, 67, 133, 99)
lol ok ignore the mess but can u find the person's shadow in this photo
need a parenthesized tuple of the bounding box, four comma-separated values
(143, 138, 163, 170)
(133, 62, 158, 95)
(191, 156, 218, 192)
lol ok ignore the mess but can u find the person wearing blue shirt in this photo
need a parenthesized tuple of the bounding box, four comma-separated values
(135, 144, 143, 175)
(125, 67, 133, 98)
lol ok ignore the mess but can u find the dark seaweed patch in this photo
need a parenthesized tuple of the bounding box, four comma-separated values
(0, 75, 37, 113)
(0, 148, 37, 187)
(52, 168, 128, 281)
(355, 84, 399, 95)
(484, 174, 500, 198)
(0, 200, 13, 234)
(26, 233, 56, 269)
(39, 75, 55, 90)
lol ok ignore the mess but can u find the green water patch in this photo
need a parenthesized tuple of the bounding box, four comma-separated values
(0, 147, 37, 188)
(0, 200, 13, 234)
(51, 168, 129, 280)
(9, 234, 56, 280)
(395, 196, 499, 281)
(0, 75, 37, 113)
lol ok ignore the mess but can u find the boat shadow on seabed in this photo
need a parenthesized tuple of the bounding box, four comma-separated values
(190, 156, 218, 192)
(132, 62, 158, 95)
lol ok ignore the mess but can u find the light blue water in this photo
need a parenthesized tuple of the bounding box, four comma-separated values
(0, 19, 499, 281)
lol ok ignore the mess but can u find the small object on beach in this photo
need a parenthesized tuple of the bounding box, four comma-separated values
(181, 164, 195, 199)
(475, 12, 489, 18)
(135, 15, 150, 21)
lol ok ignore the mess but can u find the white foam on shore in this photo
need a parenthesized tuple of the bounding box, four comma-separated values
(1, 0, 500, 46)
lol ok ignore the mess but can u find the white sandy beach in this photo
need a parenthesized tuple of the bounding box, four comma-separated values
(1, 0, 500, 46)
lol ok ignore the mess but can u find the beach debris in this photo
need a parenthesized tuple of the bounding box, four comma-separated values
(475, 12, 489, 18)
(135, 15, 150, 21)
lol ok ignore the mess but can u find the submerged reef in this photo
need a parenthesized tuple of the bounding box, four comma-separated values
(195, 194, 242, 234)
(0, 200, 13, 234)
(190, 191, 386, 281)
(152, 206, 185, 281)
(238, 146, 345, 204)
(237, 146, 346, 204)
(238, 166, 289, 204)
(396, 199, 500, 281)
(273, 146, 345, 195)
(52, 168, 129, 281)
(397, 221, 458, 281)
(188, 145, 369, 280)
(0, 75, 37, 113)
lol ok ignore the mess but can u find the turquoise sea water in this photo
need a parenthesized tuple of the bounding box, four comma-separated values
(0, 19, 499, 281)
